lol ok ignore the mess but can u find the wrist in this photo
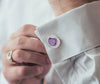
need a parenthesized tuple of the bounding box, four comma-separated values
(49, 0, 97, 16)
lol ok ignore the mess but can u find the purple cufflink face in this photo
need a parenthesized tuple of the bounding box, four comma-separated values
(48, 38, 57, 46)
(48, 35, 60, 48)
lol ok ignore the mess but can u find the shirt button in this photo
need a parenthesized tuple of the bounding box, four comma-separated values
(48, 35, 60, 48)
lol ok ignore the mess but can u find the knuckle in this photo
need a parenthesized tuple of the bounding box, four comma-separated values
(16, 37, 25, 46)
(21, 24, 30, 33)
(21, 24, 36, 33)
(23, 24, 30, 28)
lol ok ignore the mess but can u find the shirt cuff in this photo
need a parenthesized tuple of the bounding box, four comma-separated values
(85, 47, 100, 58)
(35, 1, 100, 64)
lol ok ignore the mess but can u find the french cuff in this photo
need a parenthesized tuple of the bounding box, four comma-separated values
(35, 1, 100, 64)
(85, 47, 100, 58)
(0, 72, 9, 84)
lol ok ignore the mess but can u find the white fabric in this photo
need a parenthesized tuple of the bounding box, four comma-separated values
(35, 1, 100, 64)
(0, 72, 8, 84)
(0, 0, 100, 84)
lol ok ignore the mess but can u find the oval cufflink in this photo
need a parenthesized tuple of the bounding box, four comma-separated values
(47, 35, 61, 48)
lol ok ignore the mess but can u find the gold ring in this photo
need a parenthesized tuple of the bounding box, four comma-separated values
(7, 50, 14, 62)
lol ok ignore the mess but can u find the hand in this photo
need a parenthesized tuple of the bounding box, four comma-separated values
(49, 0, 97, 16)
(1, 24, 51, 84)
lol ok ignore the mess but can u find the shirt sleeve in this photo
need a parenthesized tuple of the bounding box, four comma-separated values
(0, 72, 9, 84)
(0, 51, 9, 84)
(35, 1, 100, 84)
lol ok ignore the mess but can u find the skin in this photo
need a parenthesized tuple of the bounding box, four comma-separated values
(2, 0, 97, 84)
(49, 0, 97, 16)
(2, 25, 51, 84)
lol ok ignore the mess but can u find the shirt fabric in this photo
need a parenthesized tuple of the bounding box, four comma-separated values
(0, 0, 100, 84)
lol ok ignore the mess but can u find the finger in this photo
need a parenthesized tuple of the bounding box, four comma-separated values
(10, 24, 38, 39)
(3, 65, 43, 80)
(20, 78, 41, 84)
(7, 36, 46, 53)
(1, 44, 7, 53)
(12, 50, 48, 65)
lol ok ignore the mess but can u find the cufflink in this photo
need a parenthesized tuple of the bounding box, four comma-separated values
(48, 35, 60, 48)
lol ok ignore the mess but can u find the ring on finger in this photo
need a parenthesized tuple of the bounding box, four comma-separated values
(7, 50, 14, 62)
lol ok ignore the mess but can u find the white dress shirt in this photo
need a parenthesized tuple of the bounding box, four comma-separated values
(0, 0, 100, 84)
